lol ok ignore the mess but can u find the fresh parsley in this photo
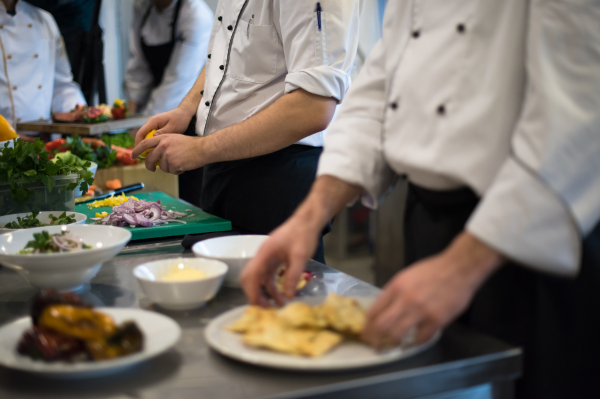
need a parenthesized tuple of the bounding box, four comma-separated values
(4, 211, 43, 229)
(0, 139, 94, 213)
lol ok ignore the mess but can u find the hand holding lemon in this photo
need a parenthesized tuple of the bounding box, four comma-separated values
(139, 130, 160, 167)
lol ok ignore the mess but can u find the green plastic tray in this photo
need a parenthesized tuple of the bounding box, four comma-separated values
(76, 192, 231, 241)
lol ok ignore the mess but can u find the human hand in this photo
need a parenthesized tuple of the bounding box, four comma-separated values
(131, 133, 206, 174)
(361, 232, 503, 347)
(134, 107, 194, 146)
(240, 214, 322, 307)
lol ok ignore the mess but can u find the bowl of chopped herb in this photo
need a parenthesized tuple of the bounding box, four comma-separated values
(0, 225, 131, 291)
(0, 211, 87, 234)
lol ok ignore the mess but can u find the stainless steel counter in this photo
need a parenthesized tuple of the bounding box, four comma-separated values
(0, 238, 522, 398)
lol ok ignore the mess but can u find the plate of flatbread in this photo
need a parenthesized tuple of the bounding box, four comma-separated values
(204, 294, 441, 371)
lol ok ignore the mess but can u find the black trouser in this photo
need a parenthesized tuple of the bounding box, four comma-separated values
(201, 145, 328, 263)
(404, 183, 600, 398)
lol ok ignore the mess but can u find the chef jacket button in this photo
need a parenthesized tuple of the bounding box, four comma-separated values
(17, 118, 21, 122)
(7, 55, 11, 59)
(437, 105, 446, 115)
(412, 30, 420, 38)
(39, 117, 44, 120)
(218, 16, 222, 21)
(390, 102, 398, 110)
(0, 25, 3, 29)
(12, 86, 17, 90)
(200, 90, 204, 95)
(28, 24, 32, 28)
(38, 85, 42, 89)
(34, 54, 38, 58)
(227, 25, 233, 31)
(207, 54, 211, 59)
(219, 65, 224, 70)
(205, 101, 210, 106)
(457, 24, 466, 33)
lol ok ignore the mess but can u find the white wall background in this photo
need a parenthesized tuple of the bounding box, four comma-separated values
(100, 0, 384, 104)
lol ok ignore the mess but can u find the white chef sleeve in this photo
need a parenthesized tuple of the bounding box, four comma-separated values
(51, 35, 85, 112)
(274, 0, 362, 102)
(317, 38, 395, 208)
(143, 0, 213, 116)
(125, 1, 154, 106)
(467, 0, 600, 276)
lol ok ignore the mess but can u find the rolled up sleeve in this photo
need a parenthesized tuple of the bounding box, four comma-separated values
(317, 39, 395, 208)
(467, 0, 600, 276)
(275, 0, 362, 102)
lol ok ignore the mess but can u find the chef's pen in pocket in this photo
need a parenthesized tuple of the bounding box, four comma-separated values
(316, 2, 322, 31)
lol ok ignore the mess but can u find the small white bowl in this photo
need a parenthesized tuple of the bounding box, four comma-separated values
(0, 225, 131, 291)
(192, 235, 268, 288)
(134, 258, 228, 310)
(0, 211, 87, 234)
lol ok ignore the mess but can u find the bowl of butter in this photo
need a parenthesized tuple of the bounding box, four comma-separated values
(134, 257, 228, 310)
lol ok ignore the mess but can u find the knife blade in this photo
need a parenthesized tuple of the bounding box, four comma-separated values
(75, 183, 145, 204)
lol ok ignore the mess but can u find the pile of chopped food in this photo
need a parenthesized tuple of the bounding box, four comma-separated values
(87, 193, 139, 209)
(92, 198, 189, 228)
(19, 230, 92, 254)
(17, 290, 144, 362)
(4, 211, 77, 229)
(227, 293, 367, 358)
(51, 100, 130, 124)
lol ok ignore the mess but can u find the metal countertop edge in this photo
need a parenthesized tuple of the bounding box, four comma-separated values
(274, 348, 522, 399)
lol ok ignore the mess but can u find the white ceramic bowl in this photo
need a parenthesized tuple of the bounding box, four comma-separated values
(74, 161, 98, 198)
(0, 211, 87, 234)
(134, 257, 228, 310)
(192, 235, 268, 288)
(0, 225, 131, 291)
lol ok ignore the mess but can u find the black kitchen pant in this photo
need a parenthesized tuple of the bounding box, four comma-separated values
(404, 183, 600, 398)
(200, 145, 328, 263)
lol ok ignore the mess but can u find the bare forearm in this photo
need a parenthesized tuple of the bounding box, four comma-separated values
(178, 66, 205, 116)
(293, 175, 363, 233)
(202, 89, 336, 164)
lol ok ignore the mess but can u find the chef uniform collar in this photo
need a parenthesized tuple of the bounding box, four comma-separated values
(0, 0, 22, 16)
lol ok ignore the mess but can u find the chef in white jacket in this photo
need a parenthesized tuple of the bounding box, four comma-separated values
(241, 1, 600, 397)
(125, 0, 213, 116)
(0, 0, 85, 129)
(133, 0, 363, 263)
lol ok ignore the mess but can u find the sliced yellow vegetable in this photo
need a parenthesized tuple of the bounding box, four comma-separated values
(88, 194, 139, 209)
(0, 114, 17, 142)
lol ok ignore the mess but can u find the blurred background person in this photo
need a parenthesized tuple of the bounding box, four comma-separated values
(125, 0, 213, 116)
(0, 0, 85, 139)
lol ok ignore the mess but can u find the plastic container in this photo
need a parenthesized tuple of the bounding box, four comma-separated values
(0, 174, 78, 216)
(73, 162, 98, 199)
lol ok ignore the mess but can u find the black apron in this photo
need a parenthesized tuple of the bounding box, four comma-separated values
(140, 0, 183, 88)
(200, 145, 328, 263)
(404, 182, 600, 398)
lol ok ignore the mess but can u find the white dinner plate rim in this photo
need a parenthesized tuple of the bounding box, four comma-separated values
(204, 299, 441, 371)
(0, 307, 181, 375)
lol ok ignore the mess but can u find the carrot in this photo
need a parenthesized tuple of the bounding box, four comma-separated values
(82, 138, 107, 148)
(106, 179, 122, 190)
(111, 145, 137, 165)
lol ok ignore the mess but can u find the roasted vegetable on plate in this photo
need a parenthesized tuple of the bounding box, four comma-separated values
(17, 290, 144, 362)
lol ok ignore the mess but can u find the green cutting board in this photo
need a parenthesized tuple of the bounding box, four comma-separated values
(75, 192, 231, 240)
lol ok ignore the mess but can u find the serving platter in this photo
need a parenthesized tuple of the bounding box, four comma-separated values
(16, 117, 149, 136)
(205, 297, 441, 371)
(0, 308, 181, 378)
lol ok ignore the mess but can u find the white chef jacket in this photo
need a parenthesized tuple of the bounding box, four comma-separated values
(125, 0, 213, 116)
(0, 1, 85, 128)
(317, 0, 600, 276)
(195, 0, 363, 147)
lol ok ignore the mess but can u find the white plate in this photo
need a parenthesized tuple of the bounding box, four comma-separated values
(0, 308, 181, 378)
(205, 297, 441, 371)
(0, 211, 87, 234)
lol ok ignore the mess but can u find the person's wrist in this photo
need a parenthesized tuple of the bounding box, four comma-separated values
(178, 102, 197, 120)
(445, 231, 504, 288)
